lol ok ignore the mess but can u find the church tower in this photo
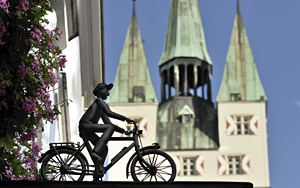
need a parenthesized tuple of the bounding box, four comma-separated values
(107, 0, 158, 181)
(216, 1, 270, 187)
(157, 0, 219, 151)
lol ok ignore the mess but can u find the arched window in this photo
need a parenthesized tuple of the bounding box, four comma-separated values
(187, 64, 194, 96)
(178, 64, 185, 95)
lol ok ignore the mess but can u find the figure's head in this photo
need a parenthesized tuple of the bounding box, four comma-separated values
(93, 83, 113, 99)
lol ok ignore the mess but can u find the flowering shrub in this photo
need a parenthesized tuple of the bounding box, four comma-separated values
(0, 0, 66, 179)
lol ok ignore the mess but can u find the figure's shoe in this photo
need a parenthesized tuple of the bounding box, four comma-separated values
(91, 152, 105, 181)
(93, 176, 103, 182)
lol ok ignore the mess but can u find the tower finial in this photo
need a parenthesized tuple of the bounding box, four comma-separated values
(132, 0, 136, 16)
(237, 0, 240, 14)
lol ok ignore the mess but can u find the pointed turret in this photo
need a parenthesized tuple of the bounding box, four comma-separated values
(217, 1, 267, 102)
(159, 0, 212, 66)
(107, 1, 159, 180)
(108, 0, 158, 103)
(216, 2, 270, 186)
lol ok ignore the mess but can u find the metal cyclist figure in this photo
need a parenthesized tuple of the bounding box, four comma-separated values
(78, 83, 131, 181)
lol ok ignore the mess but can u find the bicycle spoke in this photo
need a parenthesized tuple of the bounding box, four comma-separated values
(66, 155, 77, 166)
(156, 170, 172, 176)
(72, 164, 83, 169)
(153, 153, 158, 166)
(45, 168, 59, 174)
(156, 158, 167, 168)
(156, 172, 167, 182)
(65, 154, 77, 166)
(51, 172, 61, 180)
(135, 168, 148, 175)
(46, 164, 60, 170)
(66, 154, 70, 162)
(137, 172, 149, 175)
(146, 154, 152, 165)
(157, 165, 172, 171)
(54, 154, 64, 165)
(135, 170, 147, 174)
(61, 174, 66, 181)
(69, 158, 77, 166)
(55, 151, 65, 164)
(66, 174, 76, 181)
(50, 158, 61, 167)
(142, 173, 151, 182)
(135, 166, 145, 173)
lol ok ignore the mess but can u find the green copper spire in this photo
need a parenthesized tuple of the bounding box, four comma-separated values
(108, 1, 158, 103)
(217, 1, 267, 102)
(159, 0, 212, 66)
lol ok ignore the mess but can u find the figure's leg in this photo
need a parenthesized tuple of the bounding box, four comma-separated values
(80, 123, 115, 180)
(80, 133, 102, 181)
(87, 133, 108, 166)
(80, 123, 115, 156)
(84, 134, 101, 164)
(93, 124, 114, 155)
(92, 124, 114, 180)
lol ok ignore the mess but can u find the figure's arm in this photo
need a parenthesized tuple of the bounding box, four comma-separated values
(101, 114, 112, 124)
(102, 114, 125, 133)
(97, 98, 127, 121)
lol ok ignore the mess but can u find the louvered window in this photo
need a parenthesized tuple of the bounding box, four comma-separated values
(182, 158, 196, 176)
(218, 154, 251, 175)
(235, 116, 250, 135)
(226, 115, 258, 135)
(228, 156, 241, 175)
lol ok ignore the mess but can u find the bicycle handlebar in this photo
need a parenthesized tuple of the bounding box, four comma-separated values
(123, 119, 138, 136)
(127, 119, 137, 127)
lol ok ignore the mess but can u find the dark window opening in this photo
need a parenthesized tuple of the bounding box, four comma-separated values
(66, 0, 79, 41)
(230, 93, 241, 101)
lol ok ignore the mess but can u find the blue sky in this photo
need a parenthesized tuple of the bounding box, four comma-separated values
(104, 1, 300, 187)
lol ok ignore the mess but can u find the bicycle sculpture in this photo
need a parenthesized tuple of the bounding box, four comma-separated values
(38, 83, 176, 182)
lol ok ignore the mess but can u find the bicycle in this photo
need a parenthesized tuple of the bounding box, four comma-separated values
(38, 120, 176, 182)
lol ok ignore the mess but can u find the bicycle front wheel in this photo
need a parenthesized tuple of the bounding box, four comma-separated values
(131, 149, 176, 182)
(41, 148, 87, 181)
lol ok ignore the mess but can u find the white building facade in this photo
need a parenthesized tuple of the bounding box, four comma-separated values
(39, 1, 105, 178)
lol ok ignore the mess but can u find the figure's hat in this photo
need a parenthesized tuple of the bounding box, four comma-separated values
(93, 83, 113, 95)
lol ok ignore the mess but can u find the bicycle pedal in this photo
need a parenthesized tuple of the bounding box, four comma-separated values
(93, 173, 104, 181)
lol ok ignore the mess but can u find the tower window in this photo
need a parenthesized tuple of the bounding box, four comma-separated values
(234, 116, 251, 135)
(131, 86, 145, 102)
(230, 93, 241, 101)
(182, 158, 196, 176)
(226, 115, 258, 135)
(228, 156, 241, 175)
(179, 105, 194, 124)
(184, 114, 191, 124)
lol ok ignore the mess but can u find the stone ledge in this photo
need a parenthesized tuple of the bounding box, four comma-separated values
(1, 180, 253, 188)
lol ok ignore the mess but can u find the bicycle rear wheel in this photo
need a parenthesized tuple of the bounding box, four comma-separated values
(131, 149, 176, 182)
(41, 148, 86, 181)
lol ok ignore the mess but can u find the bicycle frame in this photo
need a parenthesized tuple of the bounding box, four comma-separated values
(80, 121, 154, 174)
(81, 135, 137, 174)
(42, 121, 157, 177)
